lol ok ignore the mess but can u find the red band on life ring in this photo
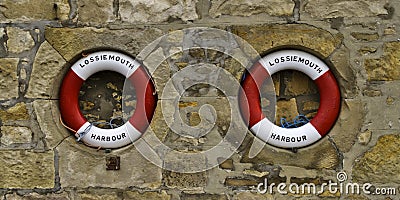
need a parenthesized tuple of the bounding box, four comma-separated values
(59, 51, 157, 148)
(240, 50, 340, 148)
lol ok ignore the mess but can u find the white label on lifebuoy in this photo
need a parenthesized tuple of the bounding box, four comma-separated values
(259, 50, 329, 80)
(71, 51, 141, 80)
(76, 121, 141, 148)
(251, 118, 321, 148)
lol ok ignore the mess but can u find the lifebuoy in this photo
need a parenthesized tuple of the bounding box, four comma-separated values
(59, 51, 157, 148)
(240, 50, 340, 148)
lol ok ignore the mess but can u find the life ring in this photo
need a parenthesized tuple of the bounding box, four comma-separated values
(59, 51, 157, 148)
(240, 50, 340, 148)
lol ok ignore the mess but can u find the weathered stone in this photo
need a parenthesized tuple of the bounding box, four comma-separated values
(233, 192, 274, 200)
(33, 100, 70, 149)
(6, 27, 35, 54)
(0, 58, 18, 100)
(302, 101, 319, 112)
(365, 87, 400, 130)
(119, 0, 198, 23)
(219, 158, 234, 170)
(45, 27, 164, 61)
(181, 194, 227, 200)
(304, 0, 389, 18)
(224, 177, 258, 187)
(359, 46, 377, 55)
(124, 191, 171, 200)
(58, 141, 162, 189)
(330, 99, 364, 152)
(275, 98, 299, 125)
(232, 24, 342, 58)
(0, 150, 54, 188)
(353, 134, 400, 183)
(164, 171, 207, 189)
(241, 137, 339, 170)
(26, 41, 66, 98)
(77, 0, 115, 25)
(0, 0, 69, 22)
(5, 192, 70, 200)
(351, 32, 379, 41)
(0, 102, 29, 122)
(0, 126, 32, 145)
(209, 0, 294, 18)
(330, 46, 357, 98)
(365, 42, 400, 81)
(77, 191, 119, 200)
(358, 130, 372, 145)
(384, 27, 396, 35)
(284, 71, 317, 96)
(189, 112, 201, 126)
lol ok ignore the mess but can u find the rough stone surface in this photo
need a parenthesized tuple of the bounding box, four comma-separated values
(5, 192, 70, 200)
(124, 191, 171, 200)
(45, 27, 164, 61)
(351, 32, 379, 42)
(57, 141, 162, 189)
(232, 192, 274, 200)
(0, 150, 54, 188)
(181, 193, 228, 200)
(33, 100, 69, 149)
(76, 191, 119, 200)
(0, 58, 19, 100)
(275, 98, 299, 125)
(0, 126, 32, 145)
(284, 71, 317, 96)
(330, 99, 363, 152)
(164, 171, 207, 189)
(330, 47, 357, 98)
(0, 102, 29, 122)
(304, 0, 389, 18)
(119, 0, 198, 23)
(209, 0, 294, 18)
(77, 0, 115, 25)
(232, 24, 342, 57)
(241, 137, 340, 170)
(0, 0, 69, 22)
(26, 41, 66, 98)
(6, 27, 35, 54)
(365, 42, 400, 81)
(353, 134, 400, 184)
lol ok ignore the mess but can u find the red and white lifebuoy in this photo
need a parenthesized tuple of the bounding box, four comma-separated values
(59, 51, 157, 148)
(240, 50, 340, 148)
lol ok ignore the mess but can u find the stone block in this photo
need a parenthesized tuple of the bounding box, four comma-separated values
(76, 191, 119, 200)
(353, 134, 400, 184)
(365, 42, 400, 81)
(181, 193, 228, 200)
(232, 24, 342, 58)
(164, 171, 207, 189)
(232, 192, 274, 200)
(77, 0, 115, 25)
(209, 0, 294, 18)
(304, 0, 389, 18)
(119, 0, 198, 23)
(124, 191, 171, 200)
(5, 192, 70, 200)
(33, 100, 70, 149)
(0, 0, 69, 22)
(0, 102, 29, 122)
(329, 99, 364, 152)
(57, 140, 162, 189)
(275, 98, 299, 125)
(284, 71, 318, 96)
(0, 58, 19, 100)
(351, 32, 379, 42)
(241, 137, 340, 170)
(44, 27, 164, 61)
(0, 126, 32, 145)
(6, 27, 35, 54)
(25, 41, 66, 98)
(0, 150, 54, 188)
(330, 47, 357, 98)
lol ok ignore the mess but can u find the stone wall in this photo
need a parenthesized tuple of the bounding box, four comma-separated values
(0, 0, 399, 199)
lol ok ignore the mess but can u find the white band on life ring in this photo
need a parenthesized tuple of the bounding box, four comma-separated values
(59, 51, 157, 149)
(240, 50, 340, 148)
